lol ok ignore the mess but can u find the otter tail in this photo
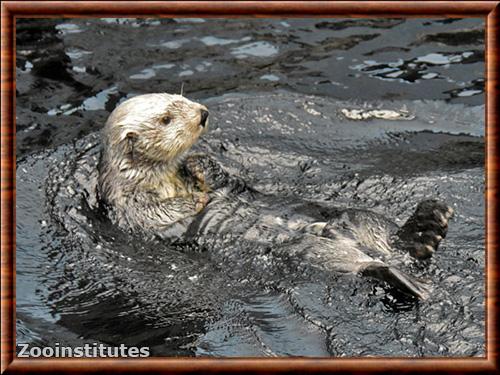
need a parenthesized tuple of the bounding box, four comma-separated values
(360, 262, 431, 300)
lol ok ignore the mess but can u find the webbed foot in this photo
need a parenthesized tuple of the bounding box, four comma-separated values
(397, 199, 454, 259)
(360, 262, 430, 300)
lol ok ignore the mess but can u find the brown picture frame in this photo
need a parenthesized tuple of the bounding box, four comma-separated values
(1, 1, 498, 373)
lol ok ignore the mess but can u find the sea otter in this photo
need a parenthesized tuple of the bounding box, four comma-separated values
(98, 93, 453, 299)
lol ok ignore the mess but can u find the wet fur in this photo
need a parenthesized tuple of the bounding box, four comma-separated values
(98, 93, 453, 299)
(98, 94, 210, 231)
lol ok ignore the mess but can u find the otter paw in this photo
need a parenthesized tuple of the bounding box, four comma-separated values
(194, 192, 210, 212)
(184, 154, 208, 185)
(184, 154, 230, 191)
(398, 199, 454, 260)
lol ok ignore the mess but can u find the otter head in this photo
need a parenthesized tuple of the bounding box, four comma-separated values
(103, 93, 209, 163)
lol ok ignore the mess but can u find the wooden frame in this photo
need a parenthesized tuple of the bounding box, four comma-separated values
(1, 1, 498, 373)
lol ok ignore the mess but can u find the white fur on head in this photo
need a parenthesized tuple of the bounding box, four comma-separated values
(104, 93, 208, 162)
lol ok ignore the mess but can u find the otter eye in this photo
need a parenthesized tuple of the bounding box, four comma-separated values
(161, 115, 172, 126)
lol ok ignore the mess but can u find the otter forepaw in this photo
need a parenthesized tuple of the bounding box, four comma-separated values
(184, 154, 209, 185)
(397, 199, 454, 260)
(183, 154, 230, 191)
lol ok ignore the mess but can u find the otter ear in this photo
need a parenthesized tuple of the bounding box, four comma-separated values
(125, 131, 138, 141)
(121, 131, 138, 143)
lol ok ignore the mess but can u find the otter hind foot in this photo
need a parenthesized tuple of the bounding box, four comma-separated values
(360, 262, 431, 300)
(398, 199, 454, 260)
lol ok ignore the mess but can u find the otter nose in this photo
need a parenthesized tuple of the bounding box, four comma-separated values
(200, 109, 209, 127)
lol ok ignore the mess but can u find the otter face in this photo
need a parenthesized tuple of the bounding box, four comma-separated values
(105, 93, 209, 162)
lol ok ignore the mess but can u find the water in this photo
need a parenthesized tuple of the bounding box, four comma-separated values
(16, 18, 485, 357)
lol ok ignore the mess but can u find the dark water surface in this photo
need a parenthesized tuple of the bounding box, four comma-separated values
(16, 18, 485, 357)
